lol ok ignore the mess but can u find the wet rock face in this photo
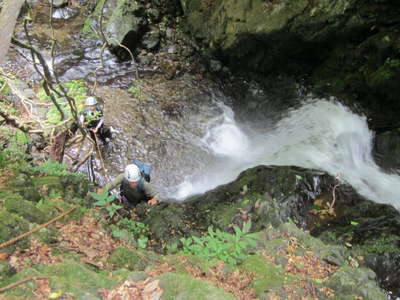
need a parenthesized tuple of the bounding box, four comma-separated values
(373, 129, 400, 172)
(135, 165, 343, 246)
(180, 0, 367, 73)
(102, 0, 182, 59)
(179, 0, 400, 129)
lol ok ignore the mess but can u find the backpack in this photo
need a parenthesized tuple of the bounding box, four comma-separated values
(132, 159, 151, 182)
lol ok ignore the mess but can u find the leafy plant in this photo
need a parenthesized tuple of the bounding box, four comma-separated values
(179, 221, 258, 265)
(0, 76, 11, 96)
(90, 191, 122, 218)
(28, 160, 71, 176)
(112, 218, 150, 249)
(115, 218, 149, 238)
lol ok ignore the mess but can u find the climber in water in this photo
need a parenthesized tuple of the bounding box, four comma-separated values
(79, 96, 111, 145)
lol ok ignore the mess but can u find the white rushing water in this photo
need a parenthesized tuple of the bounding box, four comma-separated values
(173, 98, 400, 210)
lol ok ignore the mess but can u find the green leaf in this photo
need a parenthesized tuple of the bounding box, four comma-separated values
(137, 237, 148, 249)
(350, 221, 359, 226)
(90, 192, 107, 202)
(242, 220, 252, 234)
(112, 230, 124, 238)
(233, 226, 242, 237)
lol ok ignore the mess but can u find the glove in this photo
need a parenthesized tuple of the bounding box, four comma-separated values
(148, 199, 158, 205)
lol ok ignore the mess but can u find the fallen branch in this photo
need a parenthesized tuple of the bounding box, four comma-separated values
(0, 276, 48, 293)
(0, 205, 77, 250)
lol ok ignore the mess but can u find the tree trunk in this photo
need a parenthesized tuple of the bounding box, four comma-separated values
(0, 0, 25, 65)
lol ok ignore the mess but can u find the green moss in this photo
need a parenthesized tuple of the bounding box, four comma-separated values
(241, 255, 287, 296)
(366, 64, 397, 88)
(0, 209, 30, 253)
(2, 261, 120, 299)
(159, 272, 237, 300)
(0, 261, 15, 282)
(0, 267, 43, 299)
(357, 234, 400, 255)
(326, 265, 387, 300)
(40, 260, 118, 294)
(33, 227, 59, 245)
(4, 193, 47, 224)
(108, 247, 160, 271)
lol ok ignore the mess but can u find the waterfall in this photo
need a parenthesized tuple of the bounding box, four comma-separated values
(172, 98, 400, 210)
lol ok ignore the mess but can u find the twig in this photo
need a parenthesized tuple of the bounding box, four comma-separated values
(73, 145, 94, 172)
(0, 206, 77, 250)
(93, 133, 110, 181)
(110, 38, 139, 80)
(0, 276, 48, 293)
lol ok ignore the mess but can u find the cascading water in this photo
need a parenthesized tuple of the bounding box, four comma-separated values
(172, 98, 400, 210)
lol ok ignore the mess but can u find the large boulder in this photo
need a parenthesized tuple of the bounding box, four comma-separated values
(105, 0, 148, 57)
(134, 165, 357, 248)
(312, 199, 400, 297)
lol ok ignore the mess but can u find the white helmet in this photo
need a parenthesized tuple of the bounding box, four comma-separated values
(124, 164, 141, 182)
(85, 96, 97, 106)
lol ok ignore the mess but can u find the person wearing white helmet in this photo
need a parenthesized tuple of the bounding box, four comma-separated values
(103, 164, 159, 206)
(79, 96, 111, 145)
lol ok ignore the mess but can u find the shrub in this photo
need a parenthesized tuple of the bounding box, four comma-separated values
(179, 221, 258, 265)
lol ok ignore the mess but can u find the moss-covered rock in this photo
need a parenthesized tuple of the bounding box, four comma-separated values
(158, 272, 237, 300)
(241, 255, 287, 297)
(4, 192, 47, 224)
(135, 166, 346, 248)
(108, 247, 160, 271)
(312, 199, 400, 296)
(7, 173, 89, 204)
(1, 260, 126, 299)
(325, 265, 387, 300)
(0, 209, 30, 253)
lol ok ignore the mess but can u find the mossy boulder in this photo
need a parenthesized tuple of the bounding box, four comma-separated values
(158, 272, 237, 300)
(4, 192, 47, 224)
(241, 255, 287, 297)
(312, 199, 400, 296)
(104, 0, 148, 56)
(7, 173, 89, 204)
(325, 265, 387, 300)
(108, 247, 160, 271)
(0, 209, 30, 253)
(180, 0, 397, 75)
(135, 166, 347, 248)
(1, 260, 127, 299)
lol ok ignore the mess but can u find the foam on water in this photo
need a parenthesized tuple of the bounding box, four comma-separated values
(172, 98, 400, 210)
